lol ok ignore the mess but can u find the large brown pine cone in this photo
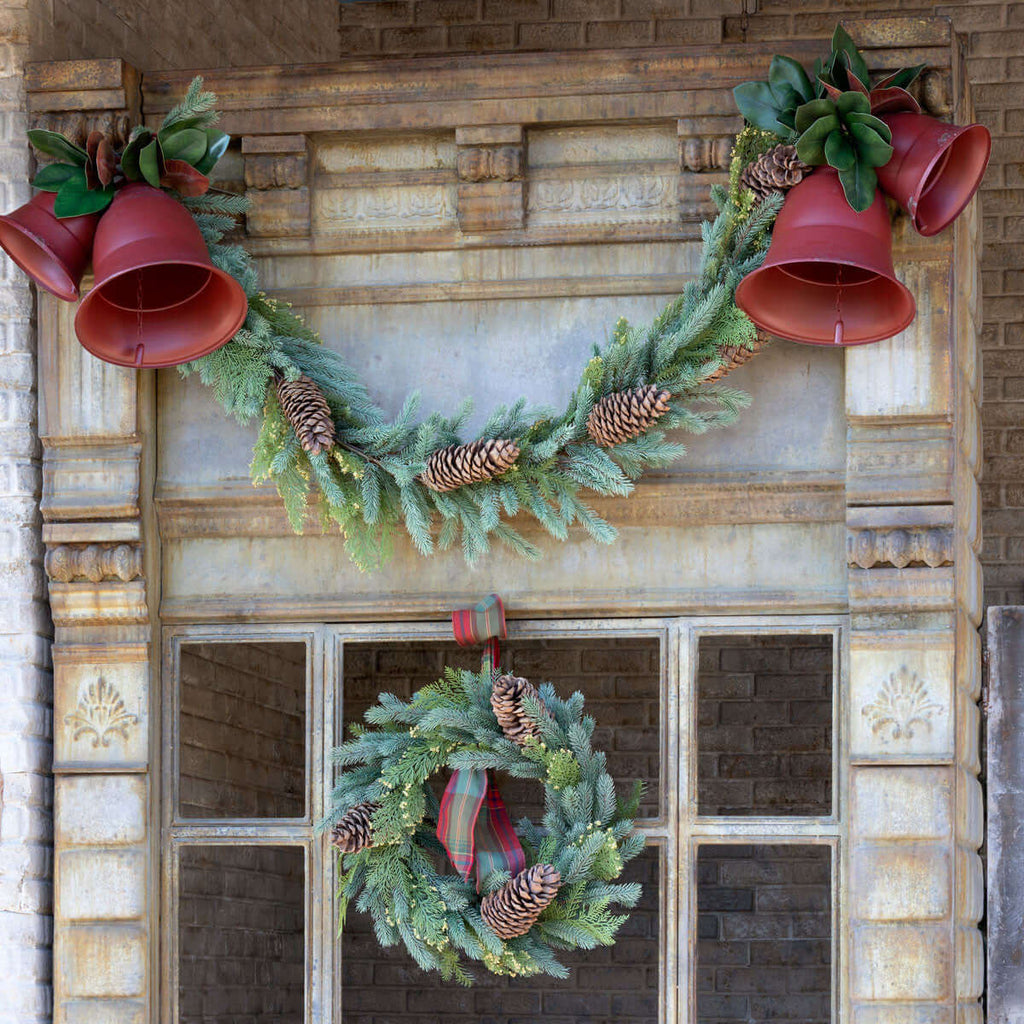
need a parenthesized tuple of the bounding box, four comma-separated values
(739, 144, 811, 203)
(491, 673, 543, 746)
(586, 384, 671, 447)
(420, 439, 520, 493)
(276, 373, 336, 456)
(704, 331, 769, 384)
(329, 802, 377, 854)
(481, 863, 562, 939)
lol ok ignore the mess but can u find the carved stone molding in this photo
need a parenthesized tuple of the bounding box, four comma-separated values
(45, 542, 142, 583)
(455, 125, 524, 232)
(25, 57, 141, 144)
(861, 666, 942, 743)
(64, 676, 140, 749)
(243, 134, 310, 237)
(678, 135, 733, 173)
(848, 526, 954, 569)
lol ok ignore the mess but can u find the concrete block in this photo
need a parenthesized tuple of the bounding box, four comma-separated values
(57, 849, 145, 921)
(851, 923, 951, 1001)
(56, 776, 146, 846)
(851, 766, 952, 841)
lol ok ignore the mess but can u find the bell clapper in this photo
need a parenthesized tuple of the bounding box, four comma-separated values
(134, 269, 145, 367)
(833, 266, 845, 346)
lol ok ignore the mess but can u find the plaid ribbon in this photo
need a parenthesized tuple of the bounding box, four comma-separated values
(438, 594, 525, 888)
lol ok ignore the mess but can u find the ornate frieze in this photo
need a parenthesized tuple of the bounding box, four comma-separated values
(45, 542, 142, 583)
(847, 525, 954, 569)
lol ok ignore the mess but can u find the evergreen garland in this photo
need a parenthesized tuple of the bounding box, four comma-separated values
(164, 81, 782, 570)
(322, 665, 646, 982)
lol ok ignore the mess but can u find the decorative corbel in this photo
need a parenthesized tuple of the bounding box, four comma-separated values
(243, 134, 311, 237)
(455, 125, 524, 233)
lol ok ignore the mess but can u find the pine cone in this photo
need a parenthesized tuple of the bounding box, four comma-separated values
(586, 385, 670, 447)
(739, 144, 811, 203)
(329, 802, 377, 855)
(491, 673, 543, 746)
(704, 331, 769, 384)
(421, 439, 520, 493)
(276, 373, 336, 456)
(481, 863, 562, 939)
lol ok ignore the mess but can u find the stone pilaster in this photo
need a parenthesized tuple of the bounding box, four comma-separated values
(28, 59, 155, 1024)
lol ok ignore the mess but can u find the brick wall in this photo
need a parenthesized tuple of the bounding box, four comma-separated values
(338, 0, 740, 55)
(697, 636, 833, 817)
(178, 844, 305, 1023)
(697, 844, 832, 1024)
(0, 3, 52, 1023)
(340, 636, 661, 1022)
(29, 0, 338, 68)
(179, 642, 307, 819)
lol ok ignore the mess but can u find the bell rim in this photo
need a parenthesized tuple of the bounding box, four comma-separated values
(735, 261, 917, 346)
(0, 200, 86, 301)
(74, 262, 249, 368)
(909, 122, 992, 236)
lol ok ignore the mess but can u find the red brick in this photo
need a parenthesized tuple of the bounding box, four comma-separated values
(380, 23, 447, 49)
(413, 0, 480, 23)
(339, 26, 381, 53)
(482, 0, 549, 18)
(586, 18, 655, 45)
(339, 1, 414, 26)
(654, 16, 722, 42)
(552, 0, 617, 16)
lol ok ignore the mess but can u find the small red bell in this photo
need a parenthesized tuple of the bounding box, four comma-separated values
(878, 113, 990, 237)
(0, 191, 98, 301)
(735, 168, 915, 346)
(74, 183, 247, 368)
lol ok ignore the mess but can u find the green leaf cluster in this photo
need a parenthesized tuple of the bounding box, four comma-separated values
(323, 667, 645, 981)
(794, 91, 893, 211)
(27, 75, 231, 218)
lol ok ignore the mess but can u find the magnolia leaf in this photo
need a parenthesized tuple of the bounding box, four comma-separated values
(27, 129, 87, 166)
(831, 23, 871, 89)
(818, 77, 843, 102)
(160, 127, 207, 166)
(733, 81, 787, 133)
(139, 138, 165, 189)
(849, 122, 894, 167)
(868, 86, 920, 115)
(96, 138, 116, 187)
(194, 129, 230, 174)
(795, 98, 835, 133)
(838, 161, 878, 212)
(836, 90, 870, 117)
(796, 113, 840, 165)
(769, 55, 814, 103)
(120, 130, 151, 181)
(847, 111, 893, 143)
(875, 64, 926, 90)
(769, 80, 799, 115)
(843, 71, 870, 99)
(53, 174, 114, 218)
(31, 162, 80, 192)
(160, 158, 210, 197)
(824, 130, 856, 170)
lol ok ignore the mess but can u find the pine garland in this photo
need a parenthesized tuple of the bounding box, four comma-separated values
(322, 665, 647, 983)
(166, 83, 781, 571)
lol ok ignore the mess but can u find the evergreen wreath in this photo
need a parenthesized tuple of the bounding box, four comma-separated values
(322, 664, 646, 982)
(146, 81, 785, 571)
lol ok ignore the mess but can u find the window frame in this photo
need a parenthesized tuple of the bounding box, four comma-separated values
(161, 614, 846, 1024)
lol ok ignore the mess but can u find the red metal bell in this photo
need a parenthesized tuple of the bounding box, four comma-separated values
(878, 113, 991, 237)
(0, 191, 98, 301)
(74, 183, 247, 368)
(735, 168, 915, 347)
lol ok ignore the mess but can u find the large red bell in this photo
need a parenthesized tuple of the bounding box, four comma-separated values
(75, 183, 247, 368)
(735, 168, 915, 346)
(877, 113, 990, 237)
(0, 191, 98, 301)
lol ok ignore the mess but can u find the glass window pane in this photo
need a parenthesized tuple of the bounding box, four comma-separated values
(697, 635, 833, 817)
(179, 641, 307, 819)
(697, 844, 831, 1024)
(343, 635, 661, 818)
(179, 844, 305, 1023)
(340, 845, 660, 1023)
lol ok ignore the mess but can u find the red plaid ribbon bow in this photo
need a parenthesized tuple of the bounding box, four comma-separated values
(437, 594, 526, 889)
